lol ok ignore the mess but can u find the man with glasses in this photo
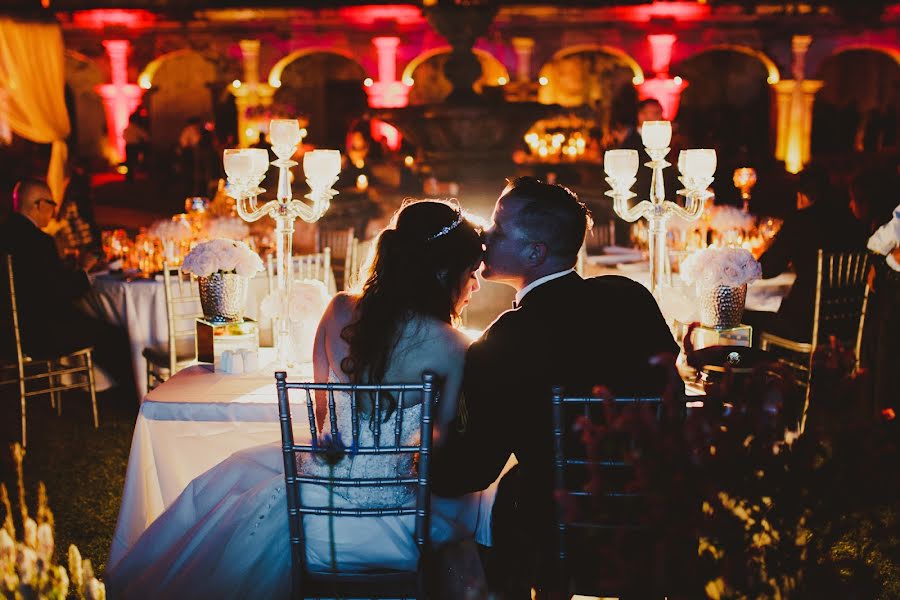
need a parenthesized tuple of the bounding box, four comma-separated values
(1, 178, 136, 403)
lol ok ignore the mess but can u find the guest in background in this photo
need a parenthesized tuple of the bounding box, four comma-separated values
(743, 164, 867, 343)
(0, 178, 137, 402)
(53, 164, 101, 262)
(123, 112, 150, 182)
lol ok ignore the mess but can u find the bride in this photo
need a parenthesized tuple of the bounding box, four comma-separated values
(107, 200, 490, 599)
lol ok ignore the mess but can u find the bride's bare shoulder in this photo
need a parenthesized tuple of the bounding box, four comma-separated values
(326, 292, 358, 319)
(410, 315, 470, 353)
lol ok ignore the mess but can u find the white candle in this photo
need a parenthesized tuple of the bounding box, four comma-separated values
(640, 120, 672, 149)
(679, 149, 717, 178)
(246, 148, 271, 177)
(223, 149, 253, 179)
(303, 149, 342, 183)
(604, 149, 639, 179)
(270, 119, 302, 147)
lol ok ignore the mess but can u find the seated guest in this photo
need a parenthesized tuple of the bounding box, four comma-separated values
(743, 165, 867, 342)
(431, 177, 680, 596)
(0, 178, 136, 401)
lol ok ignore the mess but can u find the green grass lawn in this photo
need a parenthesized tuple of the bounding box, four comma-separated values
(0, 388, 137, 577)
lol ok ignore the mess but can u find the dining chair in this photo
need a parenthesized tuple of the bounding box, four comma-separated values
(316, 226, 355, 291)
(0, 254, 98, 447)
(142, 263, 201, 392)
(760, 250, 870, 431)
(584, 220, 617, 254)
(551, 387, 666, 598)
(266, 249, 334, 294)
(275, 371, 436, 600)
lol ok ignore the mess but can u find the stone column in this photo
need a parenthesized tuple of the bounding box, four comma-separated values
(511, 37, 535, 82)
(774, 35, 822, 173)
(95, 40, 144, 163)
(636, 33, 687, 120)
(232, 39, 274, 147)
(366, 36, 409, 108)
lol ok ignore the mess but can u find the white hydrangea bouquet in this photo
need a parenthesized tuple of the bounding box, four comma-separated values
(261, 279, 332, 363)
(181, 238, 264, 278)
(680, 247, 762, 289)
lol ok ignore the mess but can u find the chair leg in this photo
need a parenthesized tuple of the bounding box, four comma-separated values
(19, 374, 27, 448)
(47, 362, 57, 410)
(86, 351, 99, 429)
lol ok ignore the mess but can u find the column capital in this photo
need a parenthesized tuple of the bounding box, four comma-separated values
(791, 35, 812, 55)
(511, 37, 535, 52)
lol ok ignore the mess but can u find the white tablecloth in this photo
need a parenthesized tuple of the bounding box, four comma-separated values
(108, 349, 312, 569)
(583, 259, 795, 317)
(80, 273, 270, 398)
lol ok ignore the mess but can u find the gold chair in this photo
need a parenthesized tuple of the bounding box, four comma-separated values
(142, 264, 201, 392)
(317, 227, 355, 290)
(760, 250, 870, 430)
(266, 249, 333, 293)
(0, 254, 98, 446)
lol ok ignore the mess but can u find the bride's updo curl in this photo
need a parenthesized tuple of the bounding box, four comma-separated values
(341, 199, 483, 404)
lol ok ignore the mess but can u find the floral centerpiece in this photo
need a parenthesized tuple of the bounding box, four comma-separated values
(205, 216, 250, 242)
(148, 217, 193, 265)
(182, 239, 264, 323)
(681, 247, 762, 329)
(260, 279, 331, 363)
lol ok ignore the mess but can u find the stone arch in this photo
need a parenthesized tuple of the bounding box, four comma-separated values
(269, 50, 367, 148)
(138, 49, 218, 151)
(812, 46, 900, 155)
(535, 45, 639, 139)
(695, 44, 781, 85)
(64, 51, 107, 165)
(673, 47, 774, 181)
(402, 47, 510, 105)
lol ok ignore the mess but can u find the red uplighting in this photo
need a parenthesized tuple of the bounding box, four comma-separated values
(611, 1, 710, 22)
(72, 9, 156, 29)
(638, 76, 688, 120)
(648, 34, 677, 76)
(371, 119, 402, 152)
(883, 408, 896, 421)
(337, 5, 424, 26)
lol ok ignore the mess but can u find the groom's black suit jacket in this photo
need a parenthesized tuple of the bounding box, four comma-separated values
(432, 272, 678, 574)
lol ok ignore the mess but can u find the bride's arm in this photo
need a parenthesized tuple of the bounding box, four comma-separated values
(313, 293, 354, 433)
(432, 331, 467, 447)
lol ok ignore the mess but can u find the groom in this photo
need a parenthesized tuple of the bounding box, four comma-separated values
(432, 177, 679, 596)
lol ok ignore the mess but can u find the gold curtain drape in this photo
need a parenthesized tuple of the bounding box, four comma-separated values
(0, 17, 71, 201)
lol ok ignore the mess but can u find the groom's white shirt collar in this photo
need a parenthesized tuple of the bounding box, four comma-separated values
(514, 268, 575, 307)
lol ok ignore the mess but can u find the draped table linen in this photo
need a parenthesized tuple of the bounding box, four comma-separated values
(108, 351, 312, 570)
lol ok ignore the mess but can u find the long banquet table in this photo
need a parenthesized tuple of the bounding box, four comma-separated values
(79, 272, 271, 398)
(108, 349, 312, 569)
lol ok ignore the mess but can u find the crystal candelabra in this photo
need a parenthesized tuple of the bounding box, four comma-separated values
(604, 121, 716, 297)
(224, 119, 341, 365)
(733, 167, 757, 214)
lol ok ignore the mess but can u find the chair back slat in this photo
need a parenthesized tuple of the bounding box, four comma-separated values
(161, 263, 203, 374)
(812, 250, 870, 351)
(275, 372, 435, 596)
(394, 390, 404, 449)
(1, 254, 26, 373)
(267, 250, 333, 293)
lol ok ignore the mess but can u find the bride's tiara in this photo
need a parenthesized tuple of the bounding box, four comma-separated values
(426, 207, 463, 241)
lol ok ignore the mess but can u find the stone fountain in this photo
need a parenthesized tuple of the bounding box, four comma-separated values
(378, 0, 552, 216)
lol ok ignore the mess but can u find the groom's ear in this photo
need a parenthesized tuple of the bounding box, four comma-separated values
(526, 241, 548, 266)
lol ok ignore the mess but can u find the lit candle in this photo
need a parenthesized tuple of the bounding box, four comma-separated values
(223, 149, 253, 179)
(604, 149, 639, 180)
(356, 174, 369, 191)
(640, 120, 672, 150)
(678, 149, 717, 179)
(270, 119, 302, 147)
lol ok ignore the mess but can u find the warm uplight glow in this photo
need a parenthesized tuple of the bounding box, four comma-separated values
(232, 79, 242, 88)
(404, 155, 414, 167)
(673, 75, 683, 85)
(96, 40, 144, 163)
(403, 77, 414, 86)
(356, 174, 369, 191)
(497, 76, 508, 85)
(271, 79, 282, 88)
(632, 75, 645, 85)
(363, 78, 374, 87)
(539, 76, 549, 86)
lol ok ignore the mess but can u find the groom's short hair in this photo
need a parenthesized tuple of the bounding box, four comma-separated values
(500, 176, 593, 260)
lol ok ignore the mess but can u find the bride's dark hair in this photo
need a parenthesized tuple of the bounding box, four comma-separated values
(341, 199, 483, 403)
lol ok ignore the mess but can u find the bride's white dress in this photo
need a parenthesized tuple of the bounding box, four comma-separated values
(107, 384, 496, 600)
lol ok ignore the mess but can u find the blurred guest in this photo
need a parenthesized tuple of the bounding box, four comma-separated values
(53, 165, 101, 261)
(862, 192, 900, 413)
(123, 112, 150, 182)
(743, 165, 867, 343)
(0, 179, 137, 401)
